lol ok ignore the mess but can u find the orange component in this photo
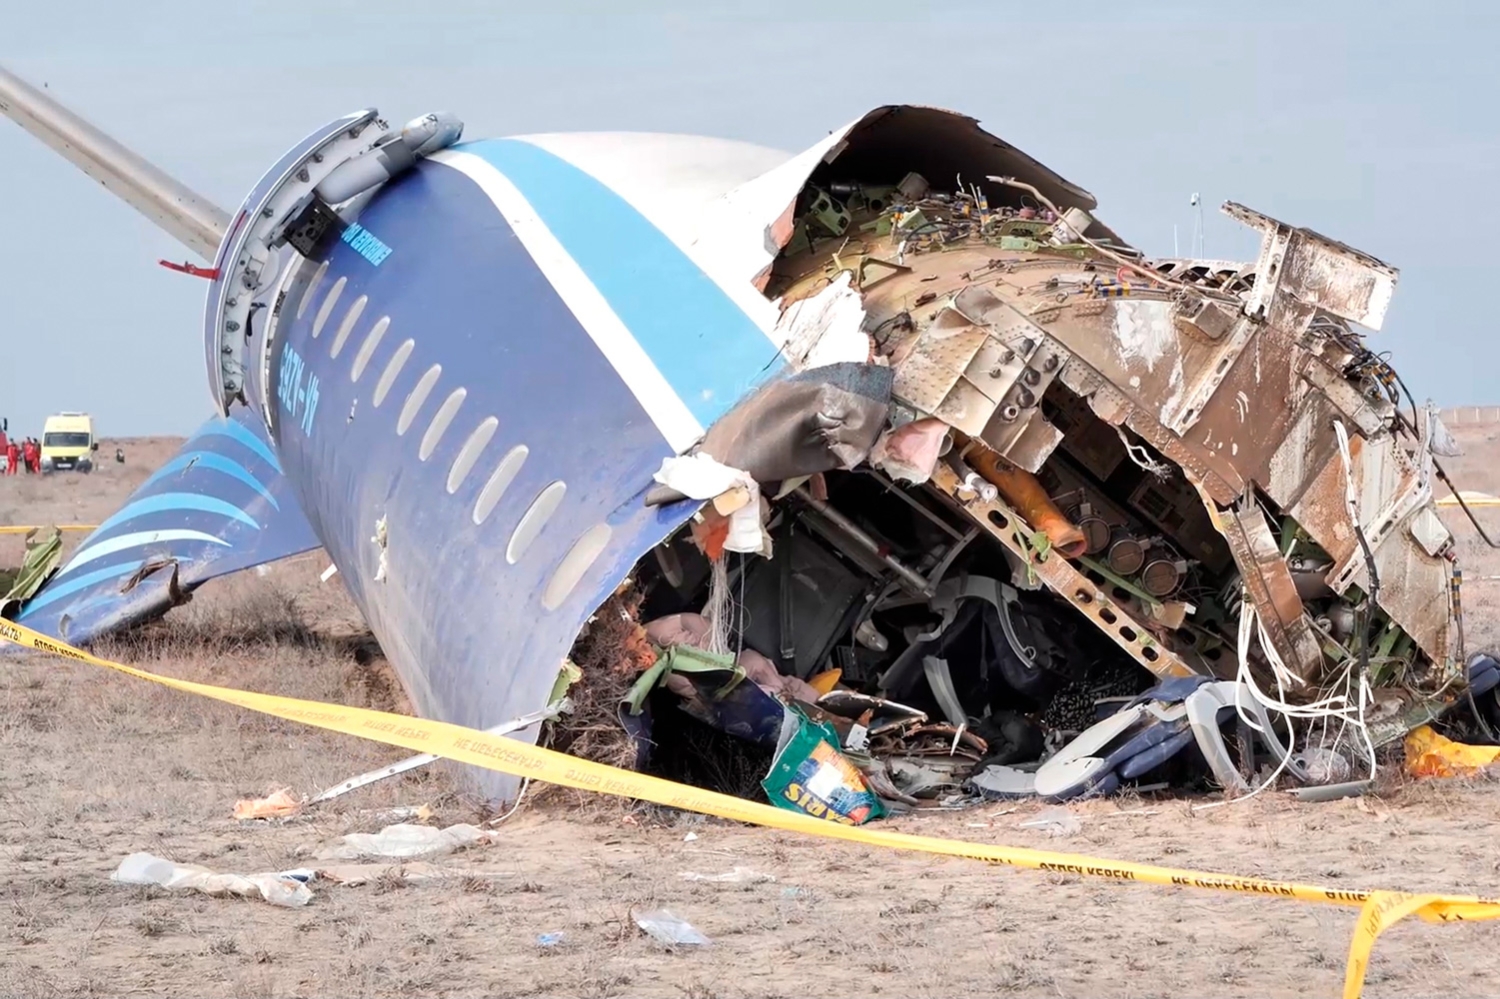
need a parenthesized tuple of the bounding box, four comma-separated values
(807, 668, 842, 695)
(965, 448, 1088, 558)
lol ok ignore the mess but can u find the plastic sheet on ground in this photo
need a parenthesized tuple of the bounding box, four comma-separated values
(634, 908, 711, 947)
(111, 852, 313, 907)
(679, 867, 776, 884)
(312, 822, 499, 861)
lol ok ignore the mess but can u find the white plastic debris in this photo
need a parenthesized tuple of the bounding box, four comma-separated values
(652, 454, 769, 555)
(679, 867, 775, 884)
(111, 852, 313, 907)
(1019, 807, 1082, 838)
(313, 823, 498, 861)
(634, 908, 711, 947)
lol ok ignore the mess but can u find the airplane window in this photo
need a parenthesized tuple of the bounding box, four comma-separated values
(296, 260, 329, 320)
(541, 522, 613, 610)
(397, 363, 442, 435)
(472, 445, 528, 525)
(330, 295, 368, 358)
(351, 317, 391, 382)
(507, 481, 567, 564)
(447, 416, 498, 493)
(311, 275, 347, 338)
(420, 387, 467, 461)
(372, 338, 415, 407)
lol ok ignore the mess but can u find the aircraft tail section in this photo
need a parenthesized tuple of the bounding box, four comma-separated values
(8, 409, 319, 645)
(0, 65, 228, 259)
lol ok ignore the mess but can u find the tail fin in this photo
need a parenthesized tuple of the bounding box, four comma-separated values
(0, 65, 228, 258)
(9, 409, 319, 645)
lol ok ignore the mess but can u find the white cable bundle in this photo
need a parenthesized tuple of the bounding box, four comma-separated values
(701, 554, 732, 656)
(1202, 422, 1381, 810)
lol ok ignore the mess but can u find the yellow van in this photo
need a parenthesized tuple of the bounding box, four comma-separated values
(41, 411, 97, 473)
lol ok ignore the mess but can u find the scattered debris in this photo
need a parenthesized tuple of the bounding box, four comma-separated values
(1, 526, 61, 617)
(112, 853, 312, 908)
(679, 867, 776, 884)
(633, 908, 711, 948)
(310, 701, 565, 804)
(312, 823, 498, 861)
(536, 932, 565, 948)
(233, 788, 302, 821)
(1018, 807, 1082, 838)
(762, 706, 884, 824)
(1405, 725, 1500, 778)
(314, 862, 489, 886)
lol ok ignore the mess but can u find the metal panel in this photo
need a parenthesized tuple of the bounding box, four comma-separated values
(265, 161, 701, 800)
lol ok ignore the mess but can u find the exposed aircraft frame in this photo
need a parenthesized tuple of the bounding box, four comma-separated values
(0, 67, 1479, 807)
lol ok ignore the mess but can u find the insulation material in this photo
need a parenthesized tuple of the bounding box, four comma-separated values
(774, 272, 872, 369)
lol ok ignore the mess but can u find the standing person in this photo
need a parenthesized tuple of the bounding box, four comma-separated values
(24, 438, 39, 473)
(4, 438, 18, 476)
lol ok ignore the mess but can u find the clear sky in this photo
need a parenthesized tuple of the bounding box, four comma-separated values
(1, 1, 1495, 436)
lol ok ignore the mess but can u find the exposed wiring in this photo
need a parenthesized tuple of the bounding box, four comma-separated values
(1114, 426, 1171, 480)
(985, 175, 1198, 293)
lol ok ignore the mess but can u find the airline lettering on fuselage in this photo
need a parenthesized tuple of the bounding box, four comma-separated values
(277, 342, 320, 437)
(341, 222, 393, 266)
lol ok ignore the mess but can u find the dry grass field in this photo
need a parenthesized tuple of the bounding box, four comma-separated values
(2, 432, 1499, 998)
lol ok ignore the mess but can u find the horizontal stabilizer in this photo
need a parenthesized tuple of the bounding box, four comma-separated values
(0, 65, 228, 258)
(9, 409, 318, 644)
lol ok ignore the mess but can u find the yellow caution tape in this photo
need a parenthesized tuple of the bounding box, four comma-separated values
(1, 616, 1496, 998)
(0, 525, 98, 534)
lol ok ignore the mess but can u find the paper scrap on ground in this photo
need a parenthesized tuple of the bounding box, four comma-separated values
(233, 788, 302, 820)
(112, 852, 312, 907)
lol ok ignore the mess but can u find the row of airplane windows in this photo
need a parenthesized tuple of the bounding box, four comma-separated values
(296, 261, 611, 610)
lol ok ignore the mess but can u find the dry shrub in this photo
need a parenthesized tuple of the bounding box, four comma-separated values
(536, 585, 656, 804)
(94, 582, 318, 663)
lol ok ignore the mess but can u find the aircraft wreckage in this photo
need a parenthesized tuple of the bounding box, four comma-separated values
(3, 67, 1495, 816)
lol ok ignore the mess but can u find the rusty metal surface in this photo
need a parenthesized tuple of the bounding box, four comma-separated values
(1219, 499, 1326, 683)
(1223, 202, 1398, 331)
(929, 462, 1200, 681)
(773, 174, 1462, 730)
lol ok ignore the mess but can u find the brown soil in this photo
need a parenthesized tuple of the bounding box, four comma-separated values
(2, 437, 1500, 998)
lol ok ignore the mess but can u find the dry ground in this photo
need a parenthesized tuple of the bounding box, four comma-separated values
(2, 435, 1500, 998)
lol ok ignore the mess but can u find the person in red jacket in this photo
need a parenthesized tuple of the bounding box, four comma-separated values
(22, 438, 39, 474)
(4, 440, 18, 476)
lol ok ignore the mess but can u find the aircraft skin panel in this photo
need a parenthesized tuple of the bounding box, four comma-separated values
(453, 138, 788, 427)
(265, 158, 724, 794)
(13, 408, 320, 642)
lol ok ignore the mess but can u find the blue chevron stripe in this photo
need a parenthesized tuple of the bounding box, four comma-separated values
(19, 562, 144, 617)
(141, 451, 280, 509)
(63, 530, 231, 575)
(197, 417, 281, 472)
